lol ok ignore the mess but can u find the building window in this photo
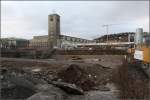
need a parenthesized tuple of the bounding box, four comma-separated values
(50, 17, 53, 21)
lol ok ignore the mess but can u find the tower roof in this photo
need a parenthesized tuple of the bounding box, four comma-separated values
(49, 13, 60, 17)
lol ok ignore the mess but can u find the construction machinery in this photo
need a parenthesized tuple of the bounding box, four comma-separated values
(127, 28, 150, 77)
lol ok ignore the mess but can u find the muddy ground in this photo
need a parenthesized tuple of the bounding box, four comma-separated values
(0, 55, 149, 100)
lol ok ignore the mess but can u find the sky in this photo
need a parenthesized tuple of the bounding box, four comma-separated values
(1, 1, 149, 40)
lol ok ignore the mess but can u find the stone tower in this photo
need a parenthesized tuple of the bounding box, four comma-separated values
(48, 14, 60, 49)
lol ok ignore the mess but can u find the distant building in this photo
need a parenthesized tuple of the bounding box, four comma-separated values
(29, 34, 92, 50)
(29, 13, 92, 50)
(94, 32, 135, 43)
(0, 38, 29, 49)
(29, 35, 48, 49)
(4, 14, 145, 51)
(60, 35, 92, 49)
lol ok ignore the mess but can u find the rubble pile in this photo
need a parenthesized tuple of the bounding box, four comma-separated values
(58, 64, 96, 91)
(81, 64, 112, 85)
(0, 68, 36, 99)
(32, 69, 58, 81)
(0, 63, 113, 100)
(58, 64, 111, 91)
(1, 85, 35, 99)
(0, 67, 85, 99)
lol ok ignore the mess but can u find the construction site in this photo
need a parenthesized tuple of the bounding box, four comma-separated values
(1, 12, 150, 100)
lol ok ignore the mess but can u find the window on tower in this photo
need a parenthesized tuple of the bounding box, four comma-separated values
(50, 17, 53, 21)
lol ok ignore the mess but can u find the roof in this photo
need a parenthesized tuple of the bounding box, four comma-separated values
(48, 13, 60, 17)
(1, 37, 28, 41)
(60, 35, 91, 41)
(94, 32, 135, 40)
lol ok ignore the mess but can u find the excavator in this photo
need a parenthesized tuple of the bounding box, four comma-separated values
(127, 28, 150, 78)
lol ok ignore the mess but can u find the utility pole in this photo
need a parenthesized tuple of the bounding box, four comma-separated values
(102, 25, 109, 42)
(102, 23, 125, 43)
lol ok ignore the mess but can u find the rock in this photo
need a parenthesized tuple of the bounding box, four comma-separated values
(26, 92, 61, 100)
(52, 81, 84, 95)
(27, 84, 67, 100)
(86, 90, 117, 100)
(31, 68, 41, 72)
(1, 85, 35, 99)
(6, 74, 36, 90)
(93, 86, 110, 91)
(35, 84, 62, 92)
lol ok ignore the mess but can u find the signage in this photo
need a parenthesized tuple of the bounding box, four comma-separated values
(134, 50, 143, 60)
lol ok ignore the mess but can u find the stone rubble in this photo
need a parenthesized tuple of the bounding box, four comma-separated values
(0, 63, 116, 100)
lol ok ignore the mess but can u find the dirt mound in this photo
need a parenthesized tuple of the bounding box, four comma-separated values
(81, 64, 112, 85)
(58, 64, 111, 91)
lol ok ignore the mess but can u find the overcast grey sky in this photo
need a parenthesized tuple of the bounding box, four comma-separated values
(1, 1, 149, 40)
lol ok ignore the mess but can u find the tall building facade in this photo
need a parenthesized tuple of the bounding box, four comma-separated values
(48, 14, 60, 49)
(29, 13, 92, 50)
